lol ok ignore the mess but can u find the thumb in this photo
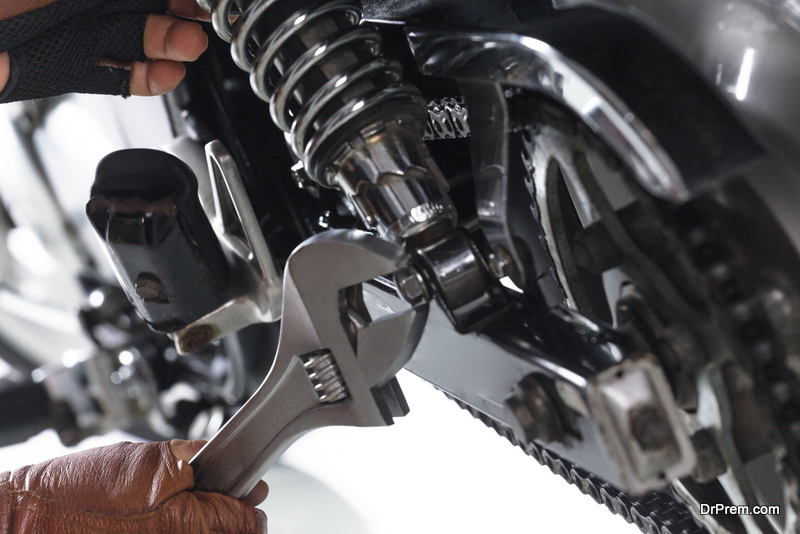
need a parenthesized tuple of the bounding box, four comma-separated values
(169, 439, 207, 462)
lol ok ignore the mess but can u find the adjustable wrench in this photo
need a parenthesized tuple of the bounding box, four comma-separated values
(190, 229, 429, 498)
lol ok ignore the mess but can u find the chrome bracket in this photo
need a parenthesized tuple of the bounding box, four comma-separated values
(406, 28, 689, 202)
(172, 141, 282, 354)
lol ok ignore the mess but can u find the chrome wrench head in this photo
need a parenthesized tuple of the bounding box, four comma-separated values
(190, 229, 429, 498)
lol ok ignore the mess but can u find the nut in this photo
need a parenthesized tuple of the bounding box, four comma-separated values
(395, 266, 427, 303)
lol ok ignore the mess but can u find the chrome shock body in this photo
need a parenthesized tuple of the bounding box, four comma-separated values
(198, 0, 457, 243)
(198, 0, 503, 330)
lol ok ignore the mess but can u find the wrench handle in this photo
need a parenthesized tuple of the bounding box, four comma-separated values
(190, 357, 322, 498)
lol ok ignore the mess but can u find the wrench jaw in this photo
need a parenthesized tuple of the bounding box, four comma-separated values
(190, 230, 429, 498)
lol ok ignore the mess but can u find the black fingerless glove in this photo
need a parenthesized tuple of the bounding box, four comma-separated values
(0, 0, 168, 103)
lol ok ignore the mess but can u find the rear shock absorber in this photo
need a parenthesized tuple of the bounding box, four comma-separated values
(197, 0, 457, 244)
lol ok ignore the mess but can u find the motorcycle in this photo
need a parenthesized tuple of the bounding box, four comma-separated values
(2, 0, 800, 532)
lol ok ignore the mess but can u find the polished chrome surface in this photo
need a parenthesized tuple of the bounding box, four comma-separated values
(406, 29, 688, 203)
(562, 0, 800, 155)
(302, 350, 349, 403)
(414, 229, 498, 330)
(172, 141, 282, 354)
(329, 120, 457, 243)
(460, 82, 528, 287)
(199, 0, 458, 245)
(203, 0, 425, 180)
(190, 230, 428, 498)
(558, 0, 800, 255)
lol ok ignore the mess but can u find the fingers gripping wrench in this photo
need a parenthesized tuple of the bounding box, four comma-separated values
(190, 230, 429, 498)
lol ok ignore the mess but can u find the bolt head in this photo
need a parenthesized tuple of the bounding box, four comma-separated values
(135, 276, 162, 302)
(395, 267, 427, 303)
(180, 324, 215, 353)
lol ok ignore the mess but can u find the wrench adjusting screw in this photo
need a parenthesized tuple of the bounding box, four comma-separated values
(302, 349, 349, 403)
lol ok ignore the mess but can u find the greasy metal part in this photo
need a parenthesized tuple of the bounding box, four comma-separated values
(190, 230, 428, 498)
(134, 275, 162, 302)
(586, 355, 697, 494)
(424, 97, 470, 140)
(668, 187, 800, 532)
(616, 289, 702, 415)
(407, 28, 688, 202)
(522, 120, 637, 316)
(393, 265, 428, 304)
(572, 222, 623, 274)
(689, 430, 727, 484)
(172, 141, 282, 354)
(531, 115, 784, 527)
(516, 91, 798, 530)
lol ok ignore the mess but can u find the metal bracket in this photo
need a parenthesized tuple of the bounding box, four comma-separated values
(173, 141, 282, 354)
(406, 28, 688, 202)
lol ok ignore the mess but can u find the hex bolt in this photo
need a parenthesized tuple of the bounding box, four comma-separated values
(572, 222, 623, 274)
(506, 375, 564, 444)
(394, 266, 428, 303)
(135, 274, 163, 302)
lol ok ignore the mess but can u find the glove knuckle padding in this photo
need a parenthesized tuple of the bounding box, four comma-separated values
(0, 441, 259, 534)
(0, 0, 168, 103)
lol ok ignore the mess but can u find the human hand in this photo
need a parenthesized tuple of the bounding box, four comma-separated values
(0, 440, 269, 533)
(0, 0, 210, 102)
